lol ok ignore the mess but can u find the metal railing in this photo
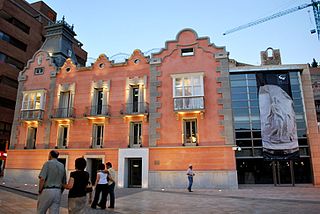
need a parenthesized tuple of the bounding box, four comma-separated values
(121, 102, 149, 115)
(52, 107, 75, 118)
(91, 137, 103, 148)
(129, 135, 142, 147)
(20, 109, 44, 121)
(174, 96, 204, 111)
(85, 105, 110, 117)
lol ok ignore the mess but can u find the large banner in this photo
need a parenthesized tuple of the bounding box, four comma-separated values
(256, 73, 299, 160)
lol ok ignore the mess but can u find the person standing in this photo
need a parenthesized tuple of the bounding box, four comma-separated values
(37, 150, 66, 214)
(64, 157, 89, 214)
(106, 162, 116, 209)
(186, 164, 195, 192)
(91, 163, 108, 209)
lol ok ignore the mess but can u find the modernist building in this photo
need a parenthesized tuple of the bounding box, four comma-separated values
(310, 67, 320, 123)
(230, 48, 320, 185)
(0, 0, 87, 157)
(5, 28, 320, 188)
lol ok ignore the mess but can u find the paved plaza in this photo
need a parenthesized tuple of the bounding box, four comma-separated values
(0, 179, 320, 214)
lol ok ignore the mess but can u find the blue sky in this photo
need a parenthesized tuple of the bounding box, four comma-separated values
(28, 0, 320, 65)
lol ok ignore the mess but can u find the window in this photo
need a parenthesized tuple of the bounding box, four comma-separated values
(57, 125, 68, 148)
(92, 88, 104, 115)
(92, 124, 104, 148)
(0, 52, 24, 70)
(26, 127, 37, 149)
(183, 119, 197, 145)
(58, 91, 73, 117)
(130, 122, 142, 147)
(22, 91, 45, 110)
(34, 67, 44, 75)
(172, 73, 204, 110)
(181, 48, 194, 56)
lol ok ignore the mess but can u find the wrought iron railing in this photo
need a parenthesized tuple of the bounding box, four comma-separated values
(129, 135, 142, 147)
(121, 102, 149, 115)
(20, 109, 44, 121)
(84, 105, 110, 117)
(52, 107, 75, 118)
(174, 96, 204, 111)
(91, 137, 104, 148)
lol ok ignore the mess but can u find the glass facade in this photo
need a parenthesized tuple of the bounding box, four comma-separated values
(230, 71, 311, 184)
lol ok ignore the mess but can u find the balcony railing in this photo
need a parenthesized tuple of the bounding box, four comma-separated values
(121, 102, 149, 115)
(174, 96, 204, 111)
(51, 107, 75, 118)
(129, 135, 142, 148)
(91, 137, 103, 148)
(84, 105, 110, 117)
(20, 109, 44, 121)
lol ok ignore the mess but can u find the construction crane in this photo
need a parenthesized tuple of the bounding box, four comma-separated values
(223, 0, 320, 39)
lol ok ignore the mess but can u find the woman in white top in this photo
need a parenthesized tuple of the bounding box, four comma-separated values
(91, 163, 108, 209)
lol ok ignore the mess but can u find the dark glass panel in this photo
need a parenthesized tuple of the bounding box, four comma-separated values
(253, 140, 262, 146)
(235, 132, 252, 139)
(236, 140, 252, 147)
(252, 131, 261, 138)
(298, 138, 308, 145)
(253, 148, 263, 156)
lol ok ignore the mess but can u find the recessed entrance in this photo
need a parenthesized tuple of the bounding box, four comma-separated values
(128, 158, 142, 188)
(86, 158, 103, 185)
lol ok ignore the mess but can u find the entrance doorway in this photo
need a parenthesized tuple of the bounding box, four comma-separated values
(128, 158, 142, 188)
(86, 158, 103, 185)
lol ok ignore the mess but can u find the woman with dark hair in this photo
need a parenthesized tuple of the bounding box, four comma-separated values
(91, 163, 108, 209)
(64, 157, 89, 214)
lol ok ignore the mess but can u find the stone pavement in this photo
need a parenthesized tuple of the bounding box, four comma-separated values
(1, 179, 320, 214)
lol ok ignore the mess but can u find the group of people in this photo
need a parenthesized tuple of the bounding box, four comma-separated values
(36, 150, 196, 213)
(37, 150, 115, 214)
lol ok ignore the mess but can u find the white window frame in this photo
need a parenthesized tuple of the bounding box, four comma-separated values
(22, 90, 46, 110)
(26, 126, 37, 149)
(92, 123, 104, 148)
(57, 124, 69, 148)
(171, 72, 204, 98)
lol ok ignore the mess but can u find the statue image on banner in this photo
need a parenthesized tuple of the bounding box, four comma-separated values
(259, 84, 299, 160)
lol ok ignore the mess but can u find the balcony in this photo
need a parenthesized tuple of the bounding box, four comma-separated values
(20, 109, 44, 121)
(51, 107, 75, 119)
(174, 96, 204, 111)
(129, 135, 142, 148)
(121, 102, 149, 115)
(91, 137, 103, 148)
(84, 105, 110, 118)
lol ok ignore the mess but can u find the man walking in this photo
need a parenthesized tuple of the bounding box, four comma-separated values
(187, 164, 195, 192)
(37, 150, 66, 214)
(106, 162, 116, 208)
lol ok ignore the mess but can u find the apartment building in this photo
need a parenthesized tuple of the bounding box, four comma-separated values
(5, 28, 320, 188)
(0, 0, 87, 157)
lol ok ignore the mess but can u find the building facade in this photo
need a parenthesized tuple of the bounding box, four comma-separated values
(5, 29, 320, 188)
(0, 0, 87, 158)
(230, 48, 320, 185)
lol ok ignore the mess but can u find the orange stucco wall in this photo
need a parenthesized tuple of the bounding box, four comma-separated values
(6, 149, 119, 171)
(149, 147, 236, 171)
(152, 30, 226, 147)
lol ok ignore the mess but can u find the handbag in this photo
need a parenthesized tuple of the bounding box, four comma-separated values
(85, 182, 93, 193)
